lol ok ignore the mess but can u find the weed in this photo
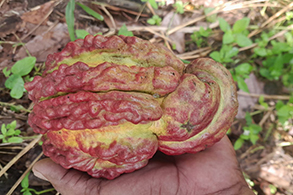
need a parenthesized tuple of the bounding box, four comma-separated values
(118, 24, 134, 36)
(3, 56, 36, 99)
(234, 112, 262, 150)
(21, 171, 55, 195)
(191, 27, 212, 48)
(147, 15, 162, 25)
(0, 120, 23, 143)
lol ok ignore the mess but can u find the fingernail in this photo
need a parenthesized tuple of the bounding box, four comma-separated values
(33, 170, 49, 181)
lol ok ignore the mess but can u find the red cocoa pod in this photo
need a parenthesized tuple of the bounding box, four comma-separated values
(25, 35, 238, 179)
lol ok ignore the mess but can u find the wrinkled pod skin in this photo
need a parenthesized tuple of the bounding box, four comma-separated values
(25, 35, 238, 179)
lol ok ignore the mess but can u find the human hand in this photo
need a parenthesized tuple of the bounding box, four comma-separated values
(32, 136, 254, 195)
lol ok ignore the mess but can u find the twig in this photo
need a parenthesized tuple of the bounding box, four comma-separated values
(238, 24, 293, 52)
(177, 47, 211, 57)
(0, 102, 31, 113)
(6, 152, 44, 195)
(166, 1, 276, 35)
(100, 4, 116, 29)
(248, 2, 293, 37)
(135, 2, 147, 22)
(0, 134, 42, 178)
(146, 2, 156, 16)
(259, 109, 274, 127)
(237, 91, 291, 100)
(144, 27, 173, 43)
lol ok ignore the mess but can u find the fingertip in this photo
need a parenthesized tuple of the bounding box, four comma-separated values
(32, 158, 67, 182)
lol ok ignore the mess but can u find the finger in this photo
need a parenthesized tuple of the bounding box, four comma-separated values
(33, 158, 101, 195)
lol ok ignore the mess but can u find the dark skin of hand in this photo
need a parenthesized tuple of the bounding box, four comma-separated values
(33, 136, 255, 195)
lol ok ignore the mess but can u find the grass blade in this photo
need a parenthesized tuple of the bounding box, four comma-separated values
(77, 2, 104, 21)
(66, 0, 76, 41)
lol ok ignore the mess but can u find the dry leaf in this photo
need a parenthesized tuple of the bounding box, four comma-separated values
(236, 73, 265, 118)
(21, 1, 54, 25)
(14, 23, 70, 62)
(161, 11, 185, 53)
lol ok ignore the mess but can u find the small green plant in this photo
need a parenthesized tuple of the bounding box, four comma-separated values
(275, 99, 293, 126)
(173, 1, 188, 14)
(21, 171, 55, 195)
(210, 17, 254, 92)
(204, 7, 217, 23)
(147, 15, 162, 25)
(253, 31, 293, 88)
(118, 24, 134, 36)
(0, 120, 23, 143)
(191, 27, 212, 48)
(3, 56, 36, 99)
(209, 44, 239, 64)
(230, 63, 253, 93)
(234, 112, 262, 150)
(218, 17, 253, 47)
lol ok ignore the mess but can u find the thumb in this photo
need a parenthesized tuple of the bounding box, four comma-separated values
(32, 158, 97, 195)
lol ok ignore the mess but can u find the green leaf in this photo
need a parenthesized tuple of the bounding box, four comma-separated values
(5, 74, 22, 89)
(204, 7, 217, 22)
(147, 15, 161, 25)
(66, 0, 76, 41)
(250, 134, 259, 145)
(5, 74, 25, 99)
(249, 124, 262, 134)
(147, 18, 155, 25)
(23, 190, 32, 195)
(75, 29, 90, 39)
(236, 76, 249, 93)
(218, 17, 230, 32)
(233, 18, 250, 33)
(118, 24, 133, 37)
(235, 34, 253, 47)
(235, 63, 253, 76)
(14, 129, 21, 135)
(223, 30, 234, 44)
(174, 1, 185, 14)
(259, 95, 268, 109)
(1, 124, 7, 135)
(259, 68, 272, 80)
(209, 51, 221, 62)
(254, 47, 267, 57)
(21, 172, 30, 189)
(3, 67, 11, 77)
(224, 46, 239, 59)
(10, 120, 17, 129)
(181, 59, 190, 64)
(0, 135, 4, 139)
(8, 136, 23, 143)
(148, 0, 158, 9)
(6, 128, 16, 136)
(11, 57, 36, 76)
(234, 138, 244, 150)
(76, 2, 104, 21)
(199, 27, 211, 37)
(245, 112, 252, 126)
(10, 83, 24, 99)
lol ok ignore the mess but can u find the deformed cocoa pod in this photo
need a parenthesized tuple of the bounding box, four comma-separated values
(25, 35, 238, 179)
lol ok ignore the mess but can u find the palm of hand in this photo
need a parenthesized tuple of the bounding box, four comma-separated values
(33, 136, 252, 195)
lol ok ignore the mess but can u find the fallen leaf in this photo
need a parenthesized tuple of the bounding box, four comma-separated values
(21, 1, 54, 25)
(236, 73, 265, 118)
(14, 23, 70, 62)
(161, 11, 185, 53)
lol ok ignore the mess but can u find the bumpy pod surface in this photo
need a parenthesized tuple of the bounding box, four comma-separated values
(25, 35, 238, 179)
